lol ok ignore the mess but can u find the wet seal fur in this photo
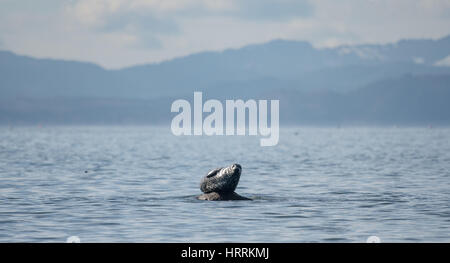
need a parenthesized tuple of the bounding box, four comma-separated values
(197, 164, 251, 201)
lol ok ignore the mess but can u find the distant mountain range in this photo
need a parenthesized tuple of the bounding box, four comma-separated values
(1, 35, 449, 124)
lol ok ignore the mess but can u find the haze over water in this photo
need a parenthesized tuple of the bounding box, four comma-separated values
(0, 126, 449, 242)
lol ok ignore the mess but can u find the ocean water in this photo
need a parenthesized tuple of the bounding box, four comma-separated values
(0, 126, 449, 242)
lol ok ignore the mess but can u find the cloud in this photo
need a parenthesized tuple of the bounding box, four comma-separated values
(234, 0, 312, 21)
(64, 0, 185, 48)
(61, 0, 313, 49)
(94, 12, 179, 48)
(67, 0, 312, 25)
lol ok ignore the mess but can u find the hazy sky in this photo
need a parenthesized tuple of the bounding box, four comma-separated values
(1, 0, 450, 68)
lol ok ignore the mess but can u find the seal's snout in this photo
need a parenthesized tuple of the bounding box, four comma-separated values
(232, 163, 242, 171)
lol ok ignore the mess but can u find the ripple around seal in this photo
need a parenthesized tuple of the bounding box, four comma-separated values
(248, 194, 287, 202)
(1, 126, 450, 242)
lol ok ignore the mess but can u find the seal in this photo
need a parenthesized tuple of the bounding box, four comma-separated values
(197, 163, 251, 201)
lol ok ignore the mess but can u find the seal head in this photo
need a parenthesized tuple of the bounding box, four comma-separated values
(200, 163, 242, 194)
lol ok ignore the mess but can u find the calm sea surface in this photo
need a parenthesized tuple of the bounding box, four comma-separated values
(0, 126, 449, 242)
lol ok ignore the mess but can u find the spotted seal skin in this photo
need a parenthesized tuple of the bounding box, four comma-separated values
(197, 164, 251, 201)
